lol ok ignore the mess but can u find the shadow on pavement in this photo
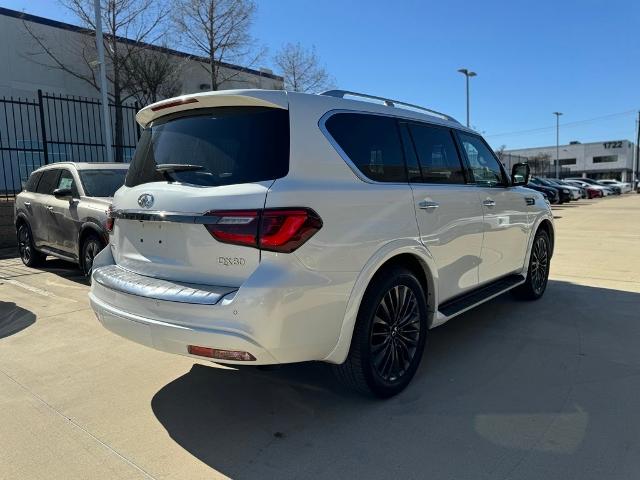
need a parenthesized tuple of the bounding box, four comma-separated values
(151, 280, 640, 479)
(38, 258, 88, 285)
(0, 301, 36, 339)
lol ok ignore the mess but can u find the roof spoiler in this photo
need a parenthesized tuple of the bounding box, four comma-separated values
(136, 90, 289, 128)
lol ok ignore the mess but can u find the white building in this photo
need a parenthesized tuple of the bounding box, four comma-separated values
(0, 6, 283, 100)
(505, 139, 637, 182)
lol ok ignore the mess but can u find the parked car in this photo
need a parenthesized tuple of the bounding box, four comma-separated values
(545, 178, 581, 200)
(525, 183, 559, 203)
(564, 178, 609, 197)
(563, 180, 603, 199)
(14, 162, 129, 277)
(530, 177, 570, 203)
(597, 179, 631, 193)
(89, 89, 554, 398)
(568, 177, 620, 195)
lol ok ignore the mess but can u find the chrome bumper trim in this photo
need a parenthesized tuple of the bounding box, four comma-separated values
(111, 209, 220, 224)
(93, 265, 236, 305)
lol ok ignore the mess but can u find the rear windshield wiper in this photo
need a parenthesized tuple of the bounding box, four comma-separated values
(155, 164, 205, 182)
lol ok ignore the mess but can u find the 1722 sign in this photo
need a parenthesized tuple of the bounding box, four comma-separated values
(603, 141, 623, 149)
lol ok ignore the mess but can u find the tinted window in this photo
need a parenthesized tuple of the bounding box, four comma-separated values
(409, 124, 465, 184)
(398, 124, 421, 182)
(25, 171, 43, 192)
(125, 107, 289, 188)
(80, 169, 127, 197)
(325, 113, 406, 182)
(57, 169, 79, 197)
(457, 132, 506, 187)
(36, 169, 60, 194)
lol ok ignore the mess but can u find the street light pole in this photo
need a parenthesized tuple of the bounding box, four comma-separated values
(553, 112, 563, 178)
(631, 110, 640, 189)
(458, 68, 477, 128)
(94, 0, 113, 162)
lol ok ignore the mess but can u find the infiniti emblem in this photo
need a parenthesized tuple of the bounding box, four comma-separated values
(137, 193, 154, 209)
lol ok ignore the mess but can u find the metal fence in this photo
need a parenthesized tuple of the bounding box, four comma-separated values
(499, 152, 571, 178)
(0, 90, 140, 200)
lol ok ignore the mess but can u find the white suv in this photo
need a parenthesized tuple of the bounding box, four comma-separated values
(90, 89, 554, 397)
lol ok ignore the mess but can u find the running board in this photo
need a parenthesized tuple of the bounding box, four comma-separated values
(437, 274, 525, 318)
(38, 247, 77, 263)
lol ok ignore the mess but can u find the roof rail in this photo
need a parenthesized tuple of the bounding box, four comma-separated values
(320, 90, 460, 124)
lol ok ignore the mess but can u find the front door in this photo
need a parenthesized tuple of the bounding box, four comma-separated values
(401, 122, 484, 303)
(455, 132, 530, 284)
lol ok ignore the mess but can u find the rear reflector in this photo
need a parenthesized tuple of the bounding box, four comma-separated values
(205, 207, 322, 253)
(188, 345, 256, 361)
(151, 97, 198, 111)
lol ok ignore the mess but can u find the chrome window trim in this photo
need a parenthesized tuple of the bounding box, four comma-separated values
(93, 264, 236, 305)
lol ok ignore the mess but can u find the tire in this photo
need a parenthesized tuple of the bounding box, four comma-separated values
(81, 234, 104, 280)
(334, 266, 428, 398)
(17, 222, 46, 267)
(513, 229, 551, 301)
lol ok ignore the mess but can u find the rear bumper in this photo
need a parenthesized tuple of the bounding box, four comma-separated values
(90, 293, 279, 364)
(89, 246, 355, 365)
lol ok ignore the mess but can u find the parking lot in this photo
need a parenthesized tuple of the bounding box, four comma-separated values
(1, 194, 639, 480)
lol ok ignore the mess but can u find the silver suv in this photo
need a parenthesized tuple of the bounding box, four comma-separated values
(14, 162, 128, 276)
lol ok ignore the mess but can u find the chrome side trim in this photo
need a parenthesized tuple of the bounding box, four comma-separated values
(93, 264, 237, 305)
(111, 209, 220, 224)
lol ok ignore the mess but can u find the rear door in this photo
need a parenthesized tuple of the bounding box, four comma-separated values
(112, 105, 290, 287)
(32, 168, 61, 248)
(455, 132, 530, 284)
(402, 122, 483, 302)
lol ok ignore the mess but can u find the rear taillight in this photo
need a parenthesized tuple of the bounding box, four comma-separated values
(260, 209, 323, 253)
(205, 208, 322, 253)
(105, 205, 114, 233)
(205, 210, 259, 247)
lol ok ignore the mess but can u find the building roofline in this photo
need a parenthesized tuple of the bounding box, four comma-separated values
(0, 6, 283, 82)
(505, 139, 634, 152)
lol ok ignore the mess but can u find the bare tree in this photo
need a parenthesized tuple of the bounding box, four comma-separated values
(172, 0, 263, 90)
(125, 48, 183, 105)
(526, 153, 552, 176)
(24, 0, 169, 161)
(274, 42, 334, 93)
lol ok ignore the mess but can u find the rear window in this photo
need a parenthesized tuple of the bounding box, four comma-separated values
(324, 113, 407, 182)
(79, 169, 127, 197)
(125, 107, 289, 188)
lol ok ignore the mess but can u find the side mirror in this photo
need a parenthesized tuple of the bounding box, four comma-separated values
(511, 163, 530, 186)
(53, 187, 73, 199)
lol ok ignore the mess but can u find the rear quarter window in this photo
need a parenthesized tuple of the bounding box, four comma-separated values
(125, 107, 289, 188)
(324, 113, 407, 183)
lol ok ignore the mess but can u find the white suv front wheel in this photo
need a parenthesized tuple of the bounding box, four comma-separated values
(335, 266, 428, 398)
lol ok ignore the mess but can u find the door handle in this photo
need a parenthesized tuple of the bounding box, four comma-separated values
(418, 200, 439, 210)
(482, 199, 496, 207)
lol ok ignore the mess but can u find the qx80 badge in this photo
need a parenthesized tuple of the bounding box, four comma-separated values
(137, 193, 154, 209)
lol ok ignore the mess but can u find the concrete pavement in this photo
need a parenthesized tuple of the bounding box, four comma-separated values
(1, 194, 640, 479)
